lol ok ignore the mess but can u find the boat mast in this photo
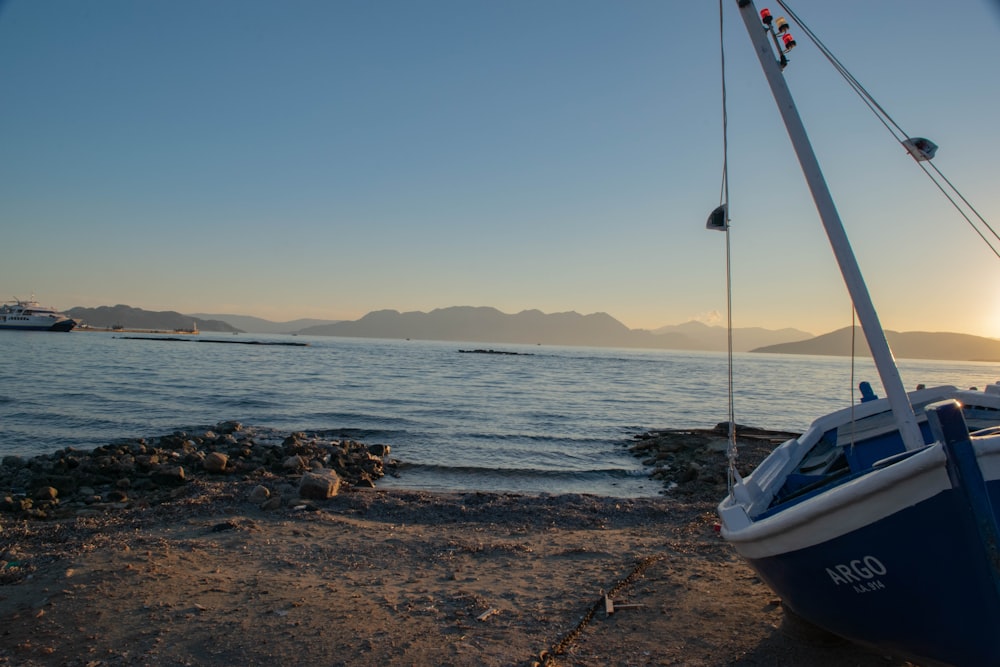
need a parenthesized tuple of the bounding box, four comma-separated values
(734, 0, 925, 452)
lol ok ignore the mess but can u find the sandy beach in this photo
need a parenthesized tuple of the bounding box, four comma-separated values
(1, 473, 915, 666)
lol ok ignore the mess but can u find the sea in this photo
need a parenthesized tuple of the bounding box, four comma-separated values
(2, 331, 999, 498)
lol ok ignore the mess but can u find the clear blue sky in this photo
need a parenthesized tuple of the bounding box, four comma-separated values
(2, 1, 999, 336)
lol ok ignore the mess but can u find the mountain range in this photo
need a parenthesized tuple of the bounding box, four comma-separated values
(230, 306, 811, 352)
(188, 313, 338, 335)
(64, 304, 1000, 361)
(66, 305, 240, 333)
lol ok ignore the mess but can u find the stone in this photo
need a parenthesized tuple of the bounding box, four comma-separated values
(260, 496, 282, 511)
(34, 486, 58, 501)
(282, 455, 305, 470)
(298, 470, 341, 500)
(152, 465, 186, 486)
(2, 455, 25, 469)
(680, 462, 702, 483)
(204, 452, 229, 473)
(249, 485, 270, 503)
(367, 444, 391, 457)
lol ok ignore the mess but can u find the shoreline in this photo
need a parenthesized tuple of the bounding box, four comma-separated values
(1, 428, 914, 666)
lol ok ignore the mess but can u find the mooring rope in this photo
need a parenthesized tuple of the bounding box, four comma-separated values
(717, 0, 740, 494)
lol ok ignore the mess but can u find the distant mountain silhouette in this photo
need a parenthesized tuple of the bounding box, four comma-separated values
(292, 306, 803, 351)
(190, 313, 339, 335)
(296, 306, 675, 347)
(653, 321, 812, 352)
(67, 305, 240, 333)
(753, 326, 1000, 362)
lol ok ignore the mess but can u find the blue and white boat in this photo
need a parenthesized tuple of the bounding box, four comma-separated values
(0, 296, 77, 332)
(716, 2, 1000, 665)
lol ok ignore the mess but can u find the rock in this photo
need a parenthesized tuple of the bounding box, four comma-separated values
(282, 455, 305, 470)
(216, 420, 243, 434)
(106, 490, 128, 502)
(260, 496, 282, 511)
(34, 486, 58, 501)
(249, 485, 270, 503)
(2, 455, 25, 469)
(152, 465, 186, 486)
(298, 470, 341, 500)
(367, 444, 391, 457)
(203, 452, 229, 473)
(706, 439, 730, 453)
(680, 462, 702, 483)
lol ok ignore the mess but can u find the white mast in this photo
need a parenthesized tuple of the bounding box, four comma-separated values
(734, 0, 925, 452)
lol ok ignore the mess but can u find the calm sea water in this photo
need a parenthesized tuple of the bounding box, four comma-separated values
(2, 331, 998, 497)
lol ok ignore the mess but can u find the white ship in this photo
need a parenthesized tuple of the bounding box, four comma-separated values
(0, 296, 77, 332)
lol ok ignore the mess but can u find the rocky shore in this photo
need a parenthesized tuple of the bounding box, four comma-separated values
(626, 422, 799, 501)
(0, 421, 392, 521)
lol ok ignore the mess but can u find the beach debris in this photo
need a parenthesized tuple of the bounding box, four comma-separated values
(476, 608, 500, 621)
(603, 592, 645, 616)
(539, 555, 662, 664)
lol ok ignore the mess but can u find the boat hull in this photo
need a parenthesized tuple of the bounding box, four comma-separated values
(0, 319, 76, 332)
(747, 486, 1000, 665)
(725, 440, 1000, 666)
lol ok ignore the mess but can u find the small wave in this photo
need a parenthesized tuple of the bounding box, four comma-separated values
(217, 396, 276, 409)
(297, 410, 423, 429)
(393, 461, 645, 479)
(383, 461, 658, 498)
(446, 431, 617, 446)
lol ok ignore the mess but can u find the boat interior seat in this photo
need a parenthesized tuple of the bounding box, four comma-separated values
(839, 418, 934, 472)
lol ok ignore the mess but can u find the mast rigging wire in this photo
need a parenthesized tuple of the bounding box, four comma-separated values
(775, 0, 1000, 259)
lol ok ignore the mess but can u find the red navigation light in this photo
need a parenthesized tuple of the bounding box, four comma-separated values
(775, 16, 789, 33)
(782, 33, 797, 51)
(760, 8, 773, 26)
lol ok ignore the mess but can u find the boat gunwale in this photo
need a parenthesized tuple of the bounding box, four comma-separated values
(721, 433, 1000, 558)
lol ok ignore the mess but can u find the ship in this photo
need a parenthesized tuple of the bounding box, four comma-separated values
(0, 296, 77, 332)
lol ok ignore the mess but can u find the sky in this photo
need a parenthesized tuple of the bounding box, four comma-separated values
(2, 1, 999, 337)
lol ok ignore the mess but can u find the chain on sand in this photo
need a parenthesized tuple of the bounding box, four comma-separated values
(534, 554, 663, 666)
